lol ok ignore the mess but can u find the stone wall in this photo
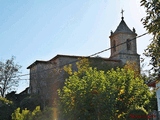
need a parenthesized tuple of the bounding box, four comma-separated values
(28, 55, 122, 105)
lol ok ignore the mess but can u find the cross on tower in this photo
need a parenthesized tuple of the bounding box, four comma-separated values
(121, 9, 124, 19)
(121, 9, 124, 17)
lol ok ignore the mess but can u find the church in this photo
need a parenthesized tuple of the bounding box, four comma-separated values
(27, 15, 140, 104)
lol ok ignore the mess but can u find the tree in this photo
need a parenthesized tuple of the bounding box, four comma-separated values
(58, 60, 151, 119)
(0, 56, 21, 97)
(0, 97, 16, 120)
(140, 0, 160, 76)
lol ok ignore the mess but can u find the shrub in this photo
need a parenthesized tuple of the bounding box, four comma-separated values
(0, 97, 16, 120)
(126, 107, 148, 120)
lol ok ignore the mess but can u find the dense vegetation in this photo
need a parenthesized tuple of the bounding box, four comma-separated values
(58, 59, 153, 120)
(0, 59, 156, 120)
(141, 0, 160, 76)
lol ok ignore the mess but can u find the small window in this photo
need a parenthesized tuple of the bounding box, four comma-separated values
(113, 40, 116, 52)
(37, 89, 40, 94)
(127, 39, 131, 50)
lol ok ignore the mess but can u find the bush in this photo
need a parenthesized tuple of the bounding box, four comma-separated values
(126, 107, 148, 120)
(12, 106, 41, 120)
(12, 106, 57, 120)
(0, 97, 16, 120)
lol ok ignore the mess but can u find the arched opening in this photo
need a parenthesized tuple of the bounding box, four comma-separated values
(127, 39, 131, 50)
(113, 40, 116, 52)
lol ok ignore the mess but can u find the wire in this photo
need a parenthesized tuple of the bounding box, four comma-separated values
(16, 74, 30, 77)
(12, 79, 29, 80)
(14, 32, 148, 80)
(89, 32, 148, 57)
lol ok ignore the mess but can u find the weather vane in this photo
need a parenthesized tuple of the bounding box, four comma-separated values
(121, 9, 124, 19)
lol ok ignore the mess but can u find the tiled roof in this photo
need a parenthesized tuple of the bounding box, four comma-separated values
(112, 17, 137, 36)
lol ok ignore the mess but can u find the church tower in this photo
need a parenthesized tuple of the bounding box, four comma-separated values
(109, 12, 140, 67)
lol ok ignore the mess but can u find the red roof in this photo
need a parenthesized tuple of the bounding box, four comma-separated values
(147, 80, 156, 87)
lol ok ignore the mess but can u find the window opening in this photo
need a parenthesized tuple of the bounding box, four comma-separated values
(127, 39, 131, 50)
(113, 40, 116, 52)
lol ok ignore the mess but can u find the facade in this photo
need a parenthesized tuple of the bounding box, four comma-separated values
(27, 16, 140, 104)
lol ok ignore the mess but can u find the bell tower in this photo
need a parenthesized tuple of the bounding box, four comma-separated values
(109, 11, 140, 67)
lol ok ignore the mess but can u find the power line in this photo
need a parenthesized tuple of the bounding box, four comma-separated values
(15, 32, 148, 80)
(13, 79, 29, 80)
(89, 32, 148, 57)
(17, 74, 30, 77)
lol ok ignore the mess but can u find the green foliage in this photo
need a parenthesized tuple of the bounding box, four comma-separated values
(0, 96, 13, 104)
(0, 97, 16, 120)
(12, 106, 41, 120)
(126, 107, 148, 120)
(58, 65, 151, 119)
(144, 91, 157, 112)
(30, 106, 42, 120)
(12, 108, 25, 120)
(64, 64, 73, 75)
(141, 0, 160, 75)
(12, 106, 55, 120)
(63, 58, 90, 78)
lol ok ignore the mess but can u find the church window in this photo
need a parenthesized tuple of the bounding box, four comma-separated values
(113, 40, 116, 52)
(127, 39, 131, 50)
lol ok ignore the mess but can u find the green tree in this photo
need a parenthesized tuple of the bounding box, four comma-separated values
(0, 97, 16, 120)
(58, 61, 151, 119)
(0, 56, 21, 97)
(140, 0, 160, 75)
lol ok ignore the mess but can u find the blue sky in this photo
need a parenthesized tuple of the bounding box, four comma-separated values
(0, 0, 152, 93)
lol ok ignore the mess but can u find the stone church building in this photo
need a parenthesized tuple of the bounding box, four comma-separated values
(27, 16, 140, 104)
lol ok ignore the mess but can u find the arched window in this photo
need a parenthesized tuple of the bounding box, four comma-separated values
(127, 39, 131, 50)
(113, 40, 116, 52)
